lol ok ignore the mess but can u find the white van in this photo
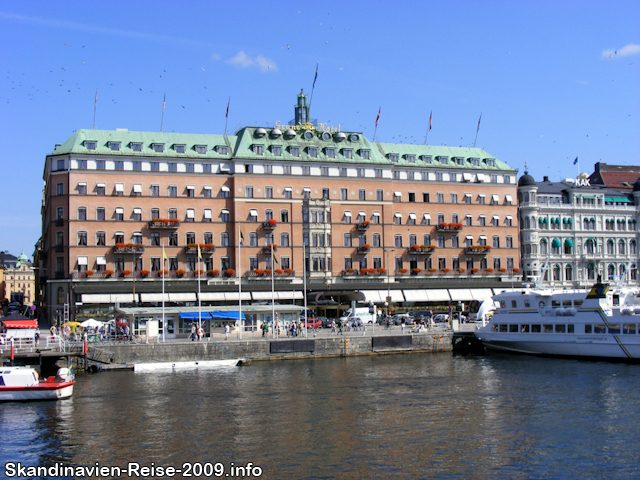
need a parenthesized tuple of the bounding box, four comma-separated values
(339, 307, 377, 325)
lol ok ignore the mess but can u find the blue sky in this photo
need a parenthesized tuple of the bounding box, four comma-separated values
(0, 0, 638, 258)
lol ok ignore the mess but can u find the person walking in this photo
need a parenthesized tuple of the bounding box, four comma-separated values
(401, 319, 406, 334)
(225, 324, 230, 340)
(191, 323, 196, 341)
(331, 320, 336, 335)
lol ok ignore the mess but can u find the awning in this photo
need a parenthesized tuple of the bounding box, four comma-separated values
(277, 291, 304, 300)
(249, 209, 258, 216)
(425, 289, 450, 302)
(178, 311, 246, 320)
(115, 207, 124, 214)
(448, 288, 473, 301)
(78, 182, 87, 187)
(2, 320, 38, 329)
(466, 235, 474, 240)
(505, 194, 513, 203)
(361, 290, 382, 303)
(251, 292, 276, 300)
(133, 207, 142, 214)
(462, 173, 472, 181)
(409, 213, 417, 220)
(198, 292, 226, 301)
(568, 218, 572, 224)
(133, 184, 142, 193)
(394, 191, 402, 197)
(96, 182, 105, 188)
(204, 209, 212, 219)
(140, 293, 170, 302)
(372, 212, 380, 217)
(96, 256, 106, 265)
(506, 215, 513, 220)
(343, 211, 352, 217)
(470, 288, 493, 300)
(423, 213, 431, 220)
(186, 209, 195, 218)
(394, 212, 402, 217)
(111, 294, 137, 303)
(479, 235, 487, 240)
(82, 294, 111, 303)
(203, 185, 212, 190)
(402, 289, 427, 302)
(169, 293, 196, 302)
(224, 292, 251, 301)
(613, 197, 632, 204)
(492, 194, 499, 202)
(358, 211, 366, 217)
(492, 215, 500, 220)
(186, 185, 195, 190)
(220, 186, 230, 192)
(115, 183, 124, 192)
(221, 209, 230, 214)
(303, 187, 311, 192)
(478, 194, 485, 199)
(552, 238, 561, 247)
(77, 256, 88, 265)
(464, 193, 472, 198)
(565, 239, 574, 247)
(283, 187, 292, 192)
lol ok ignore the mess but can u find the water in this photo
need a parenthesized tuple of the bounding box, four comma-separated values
(2, 353, 640, 479)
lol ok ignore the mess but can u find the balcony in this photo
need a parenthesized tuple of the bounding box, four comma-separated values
(112, 244, 145, 254)
(55, 218, 64, 227)
(262, 244, 278, 254)
(407, 245, 435, 255)
(262, 220, 278, 230)
(184, 244, 215, 255)
(356, 221, 370, 231)
(436, 222, 463, 232)
(148, 219, 180, 229)
(357, 244, 371, 254)
(465, 246, 491, 255)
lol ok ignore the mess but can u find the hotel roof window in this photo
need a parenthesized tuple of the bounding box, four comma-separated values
(485, 159, 495, 166)
(216, 145, 228, 155)
(303, 131, 314, 140)
(272, 145, 282, 156)
(152, 143, 164, 153)
(343, 149, 353, 159)
(195, 145, 207, 154)
(108, 142, 121, 151)
(435, 156, 448, 163)
(360, 149, 370, 159)
(469, 158, 480, 165)
(308, 147, 318, 157)
(253, 144, 264, 155)
(85, 141, 97, 150)
(389, 153, 399, 162)
(322, 132, 332, 140)
(290, 146, 300, 156)
(422, 155, 432, 163)
(326, 147, 336, 158)
(406, 155, 415, 163)
(455, 157, 464, 165)
(174, 144, 186, 153)
(131, 142, 142, 152)
(349, 134, 359, 142)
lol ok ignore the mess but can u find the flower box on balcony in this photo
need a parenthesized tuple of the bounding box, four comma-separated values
(410, 244, 435, 254)
(512, 268, 521, 273)
(485, 268, 494, 273)
(113, 243, 144, 253)
(262, 219, 278, 229)
(436, 222, 463, 232)
(284, 268, 293, 275)
(176, 269, 186, 278)
(121, 270, 131, 277)
(159, 269, 169, 277)
(263, 244, 277, 253)
(465, 246, 490, 255)
(84, 270, 94, 277)
(139, 270, 150, 278)
(148, 218, 180, 229)
(412, 268, 423, 275)
(357, 221, 370, 231)
(224, 269, 235, 277)
(357, 244, 370, 253)
(377, 268, 386, 275)
(398, 268, 408, 274)
(208, 269, 219, 277)
(441, 268, 451, 273)
(254, 269, 264, 276)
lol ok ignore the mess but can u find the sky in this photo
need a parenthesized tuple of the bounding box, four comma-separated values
(0, 0, 638, 258)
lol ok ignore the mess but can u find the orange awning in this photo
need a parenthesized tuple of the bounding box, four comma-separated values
(2, 319, 38, 329)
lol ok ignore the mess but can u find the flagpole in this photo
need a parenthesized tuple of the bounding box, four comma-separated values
(271, 243, 275, 338)
(303, 243, 308, 338)
(473, 113, 482, 148)
(92, 89, 98, 129)
(197, 245, 202, 336)
(238, 227, 242, 340)
(162, 244, 166, 343)
(160, 93, 166, 132)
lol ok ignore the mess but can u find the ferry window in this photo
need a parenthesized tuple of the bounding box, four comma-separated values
(608, 324, 620, 334)
(491, 324, 498, 332)
(563, 300, 572, 307)
(594, 324, 606, 334)
(585, 324, 592, 334)
(567, 325, 574, 333)
(574, 299, 583, 307)
(499, 325, 508, 332)
(520, 325, 530, 333)
(543, 325, 553, 333)
(499, 301, 506, 308)
(524, 299, 531, 308)
(511, 300, 517, 308)
(531, 325, 541, 333)
(555, 325, 566, 333)
(551, 300, 561, 308)
(623, 324, 636, 334)
(509, 324, 518, 332)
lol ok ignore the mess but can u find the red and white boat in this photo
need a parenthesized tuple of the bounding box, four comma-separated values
(0, 366, 75, 401)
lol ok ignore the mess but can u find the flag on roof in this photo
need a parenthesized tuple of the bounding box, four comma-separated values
(573, 156, 578, 165)
(375, 107, 381, 128)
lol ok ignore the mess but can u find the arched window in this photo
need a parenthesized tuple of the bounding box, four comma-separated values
(618, 240, 626, 255)
(57, 287, 65, 305)
(552, 238, 561, 255)
(586, 239, 596, 254)
(564, 238, 573, 254)
(565, 265, 573, 281)
(587, 263, 595, 280)
(608, 264, 616, 280)
(583, 218, 589, 230)
(524, 217, 530, 229)
(631, 264, 637, 280)
(607, 239, 615, 255)
(630, 240, 637, 255)
(553, 264, 561, 281)
(620, 264, 626, 279)
(540, 239, 548, 255)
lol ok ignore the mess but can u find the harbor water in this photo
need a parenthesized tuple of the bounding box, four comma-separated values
(2, 352, 640, 479)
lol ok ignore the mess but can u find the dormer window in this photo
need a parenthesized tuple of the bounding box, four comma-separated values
(131, 142, 142, 152)
(389, 153, 399, 162)
(253, 144, 264, 155)
(108, 141, 120, 151)
(326, 147, 335, 158)
(272, 145, 282, 156)
(455, 157, 464, 165)
(486, 159, 495, 167)
(421, 155, 432, 164)
(343, 149, 353, 159)
(152, 143, 164, 153)
(436, 156, 448, 163)
(85, 141, 97, 150)
(290, 146, 300, 157)
(195, 145, 207, 154)
(217, 145, 228, 155)
(406, 155, 415, 163)
(470, 158, 480, 166)
(308, 147, 318, 157)
(174, 144, 186, 153)
(360, 149, 370, 159)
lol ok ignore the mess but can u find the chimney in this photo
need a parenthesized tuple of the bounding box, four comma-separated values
(543, 176, 549, 182)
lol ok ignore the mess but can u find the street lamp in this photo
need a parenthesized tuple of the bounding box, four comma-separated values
(384, 248, 395, 318)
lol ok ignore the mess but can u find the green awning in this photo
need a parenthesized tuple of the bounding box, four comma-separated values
(568, 218, 572, 224)
(587, 237, 596, 245)
(544, 218, 548, 223)
(583, 196, 595, 199)
(613, 197, 632, 204)
(562, 218, 567, 224)
(564, 239, 574, 247)
(552, 238, 561, 248)
(550, 218, 556, 224)
(539, 218, 544, 223)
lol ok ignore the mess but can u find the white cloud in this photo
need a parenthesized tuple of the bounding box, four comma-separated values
(601, 43, 640, 59)
(210, 53, 221, 61)
(226, 51, 277, 72)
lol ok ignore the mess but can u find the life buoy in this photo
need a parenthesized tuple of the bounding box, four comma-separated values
(538, 301, 545, 308)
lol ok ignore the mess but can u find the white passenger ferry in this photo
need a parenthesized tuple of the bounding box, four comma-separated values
(474, 278, 640, 361)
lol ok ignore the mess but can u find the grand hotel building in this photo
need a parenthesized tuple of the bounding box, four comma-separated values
(37, 91, 520, 329)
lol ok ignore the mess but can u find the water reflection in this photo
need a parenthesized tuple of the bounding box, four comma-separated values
(1, 354, 639, 479)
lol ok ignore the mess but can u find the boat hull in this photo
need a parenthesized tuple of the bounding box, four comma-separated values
(0, 382, 75, 402)
(134, 359, 241, 372)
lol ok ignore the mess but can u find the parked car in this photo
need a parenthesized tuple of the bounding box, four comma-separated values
(433, 314, 449, 323)
(317, 316, 331, 328)
(304, 318, 322, 329)
(393, 314, 414, 325)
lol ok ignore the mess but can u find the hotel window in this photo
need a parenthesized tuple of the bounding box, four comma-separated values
(96, 231, 106, 246)
(151, 162, 159, 171)
(131, 143, 142, 152)
(478, 215, 486, 227)
(389, 154, 398, 162)
(436, 172, 443, 181)
(393, 171, 401, 179)
(92, 182, 104, 196)
(490, 174, 498, 183)
(77, 159, 87, 169)
(357, 211, 366, 223)
(265, 210, 274, 221)
(77, 231, 87, 246)
(290, 146, 300, 157)
(168, 208, 177, 219)
(150, 232, 160, 246)
(321, 166, 329, 176)
(372, 212, 381, 224)
(308, 147, 318, 157)
(505, 236, 513, 249)
(450, 193, 458, 204)
(86, 141, 96, 150)
(56, 159, 65, 171)
(422, 214, 431, 226)
(249, 209, 258, 222)
(186, 209, 195, 222)
(114, 232, 125, 244)
(56, 207, 64, 220)
(245, 164, 253, 173)
(394, 213, 402, 225)
(175, 145, 186, 153)
(281, 232, 290, 247)
(186, 232, 196, 245)
(393, 192, 401, 202)
(77, 183, 86, 195)
(358, 189, 366, 201)
(422, 192, 429, 203)
(133, 208, 142, 222)
(96, 207, 105, 221)
(114, 207, 124, 221)
(245, 186, 254, 198)
(322, 188, 330, 199)
(357, 168, 365, 177)
(326, 148, 335, 158)
(203, 163, 212, 173)
(262, 164, 273, 175)
(377, 190, 384, 201)
(150, 208, 159, 220)
(203, 186, 212, 198)
(281, 165, 291, 175)
(375, 168, 382, 178)
(406, 155, 415, 163)
(407, 171, 415, 180)
(195, 145, 207, 154)
(343, 149, 353, 159)
(220, 186, 230, 198)
(283, 187, 292, 199)
(186, 185, 195, 198)
(478, 194, 486, 205)
(132, 184, 142, 197)
(465, 215, 472, 226)
(133, 232, 143, 245)
(344, 257, 353, 271)
(303, 188, 311, 199)
(153, 143, 164, 153)
(409, 234, 417, 247)
(115, 161, 124, 170)
(168, 163, 177, 172)
(149, 185, 159, 197)
(203, 209, 212, 222)
(217, 145, 228, 155)
(486, 159, 495, 167)
(361, 150, 370, 159)
(169, 233, 178, 246)
(493, 236, 500, 248)
(265, 186, 273, 199)
(437, 193, 444, 203)
(249, 232, 258, 247)
(505, 216, 513, 227)
(478, 236, 487, 247)
(340, 167, 347, 177)
(186, 163, 195, 172)
(340, 188, 348, 200)
(492, 215, 499, 227)
(394, 234, 403, 248)
(132, 161, 142, 171)
(280, 210, 289, 222)
(437, 212, 445, 224)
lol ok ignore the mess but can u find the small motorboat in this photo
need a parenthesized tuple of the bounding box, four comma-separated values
(134, 359, 243, 372)
(0, 366, 75, 401)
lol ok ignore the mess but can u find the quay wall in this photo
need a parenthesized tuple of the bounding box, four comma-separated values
(104, 332, 454, 364)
